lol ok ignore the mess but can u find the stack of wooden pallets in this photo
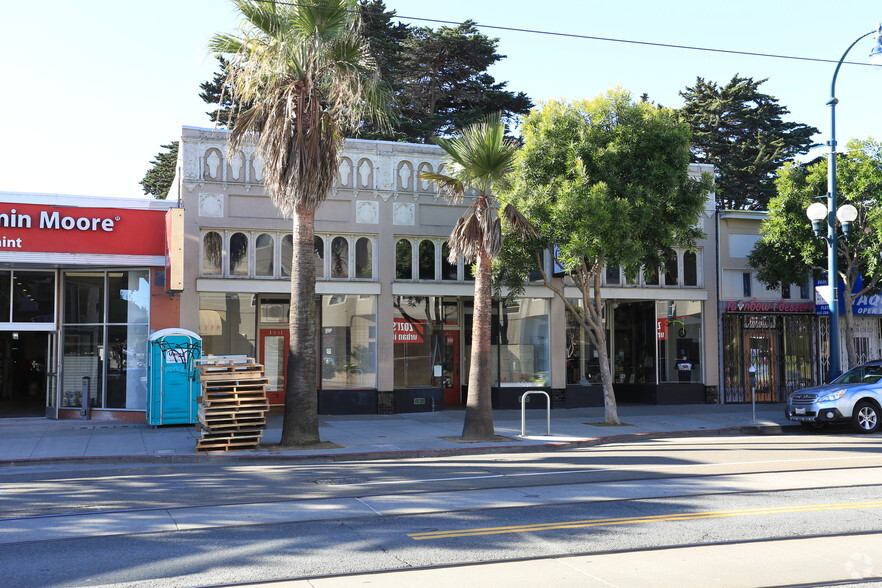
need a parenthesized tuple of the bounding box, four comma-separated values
(194, 357, 270, 452)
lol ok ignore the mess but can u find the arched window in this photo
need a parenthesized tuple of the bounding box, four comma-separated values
(331, 237, 349, 278)
(684, 251, 698, 286)
(419, 240, 435, 280)
(314, 236, 325, 278)
(396, 239, 412, 280)
(202, 232, 222, 275)
(281, 235, 293, 277)
(355, 237, 372, 278)
(229, 233, 249, 275)
(441, 243, 457, 280)
(664, 255, 678, 286)
(255, 234, 274, 277)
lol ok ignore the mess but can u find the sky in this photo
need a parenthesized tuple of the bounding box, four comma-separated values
(2, 0, 881, 199)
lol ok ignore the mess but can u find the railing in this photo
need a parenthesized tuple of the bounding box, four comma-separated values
(520, 390, 551, 437)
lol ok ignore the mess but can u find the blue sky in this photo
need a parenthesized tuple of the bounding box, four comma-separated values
(2, 0, 880, 198)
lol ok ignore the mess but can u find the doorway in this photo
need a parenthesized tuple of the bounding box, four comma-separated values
(259, 328, 289, 405)
(0, 332, 49, 417)
(442, 331, 461, 405)
(746, 332, 778, 401)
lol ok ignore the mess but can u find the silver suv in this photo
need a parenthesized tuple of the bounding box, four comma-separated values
(785, 361, 882, 433)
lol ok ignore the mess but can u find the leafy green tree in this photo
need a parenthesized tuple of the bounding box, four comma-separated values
(499, 90, 712, 425)
(397, 21, 532, 142)
(355, 2, 532, 142)
(199, 57, 243, 129)
(210, 0, 390, 446)
(679, 75, 818, 211)
(139, 141, 178, 199)
(419, 114, 531, 440)
(748, 139, 882, 370)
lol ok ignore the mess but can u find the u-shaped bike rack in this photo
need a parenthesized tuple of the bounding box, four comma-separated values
(520, 390, 551, 437)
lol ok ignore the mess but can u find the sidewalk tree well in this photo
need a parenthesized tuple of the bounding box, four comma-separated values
(419, 114, 532, 441)
(498, 90, 712, 425)
(748, 139, 882, 370)
(209, 0, 391, 447)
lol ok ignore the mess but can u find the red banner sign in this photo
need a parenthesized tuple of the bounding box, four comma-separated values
(393, 318, 425, 344)
(0, 203, 167, 255)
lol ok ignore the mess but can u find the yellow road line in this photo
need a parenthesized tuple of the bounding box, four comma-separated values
(407, 500, 882, 540)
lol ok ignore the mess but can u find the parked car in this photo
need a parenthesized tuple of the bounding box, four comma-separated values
(785, 361, 882, 433)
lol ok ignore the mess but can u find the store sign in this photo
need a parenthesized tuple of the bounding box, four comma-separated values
(656, 318, 667, 340)
(815, 278, 882, 316)
(0, 203, 167, 255)
(723, 299, 814, 313)
(393, 318, 425, 344)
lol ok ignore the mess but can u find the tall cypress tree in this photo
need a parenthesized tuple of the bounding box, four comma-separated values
(679, 75, 818, 210)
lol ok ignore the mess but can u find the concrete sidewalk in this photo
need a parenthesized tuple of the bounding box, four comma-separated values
(0, 404, 796, 465)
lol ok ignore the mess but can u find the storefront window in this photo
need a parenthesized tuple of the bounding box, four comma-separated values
(565, 301, 604, 385)
(497, 299, 550, 386)
(203, 232, 222, 275)
(393, 296, 444, 389)
(614, 301, 656, 384)
(108, 270, 149, 324)
(230, 232, 248, 276)
(198, 292, 256, 358)
(62, 270, 150, 410)
(255, 234, 274, 277)
(106, 324, 148, 409)
(320, 294, 376, 389)
(14, 271, 56, 323)
(62, 326, 103, 410)
(0, 271, 9, 321)
(657, 300, 703, 383)
(64, 272, 104, 324)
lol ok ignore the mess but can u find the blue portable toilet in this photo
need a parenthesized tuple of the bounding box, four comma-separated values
(147, 328, 202, 426)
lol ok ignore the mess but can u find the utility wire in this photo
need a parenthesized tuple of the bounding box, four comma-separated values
(248, 0, 877, 68)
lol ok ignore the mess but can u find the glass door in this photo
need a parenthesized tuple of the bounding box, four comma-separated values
(45, 332, 59, 418)
(260, 328, 289, 405)
(746, 332, 778, 401)
(443, 331, 461, 405)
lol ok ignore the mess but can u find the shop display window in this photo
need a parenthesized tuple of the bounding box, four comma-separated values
(13, 271, 56, 323)
(657, 300, 703, 383)
(565, 301, 604, 385)
(62, 270, 149, 410)
(320, 294, 376, 389)
(198, 292, 256, 358)
(393, 296, 444, 389)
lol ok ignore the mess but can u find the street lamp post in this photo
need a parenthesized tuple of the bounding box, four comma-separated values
(807, 24, 882, 381)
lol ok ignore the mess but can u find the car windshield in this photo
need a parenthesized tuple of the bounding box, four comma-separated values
(832, 365, 882, 385)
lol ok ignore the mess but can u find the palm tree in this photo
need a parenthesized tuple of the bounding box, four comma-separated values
(210, 0, 390, 446)
(419, 115, 530, 440)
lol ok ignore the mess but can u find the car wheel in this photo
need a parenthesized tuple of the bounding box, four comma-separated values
(800, 422, 827, 431)
(851, 401, 881, 434)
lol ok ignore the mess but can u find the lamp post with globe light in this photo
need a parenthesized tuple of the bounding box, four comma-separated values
(806, 24, 882, 381)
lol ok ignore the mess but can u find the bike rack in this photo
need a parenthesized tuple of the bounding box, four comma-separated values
(520, 390, 551, 437)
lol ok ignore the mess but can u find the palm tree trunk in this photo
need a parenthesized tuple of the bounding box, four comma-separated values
(462, 249, 495, 440)
(281, 206, 321, 446)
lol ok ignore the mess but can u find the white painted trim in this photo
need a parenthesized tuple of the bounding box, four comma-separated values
(0, 192, 177, 210)
(0, 253, 166, 267)
(197, 278, 382, 295)
(564, 286, 709, 301)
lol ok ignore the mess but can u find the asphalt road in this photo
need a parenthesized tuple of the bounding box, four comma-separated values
(2, 431, 882, 587)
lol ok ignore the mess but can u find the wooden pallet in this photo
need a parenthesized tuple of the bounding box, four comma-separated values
(195, 357, 269, 452)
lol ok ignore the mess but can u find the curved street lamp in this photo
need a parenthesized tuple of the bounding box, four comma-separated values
(807, 24, 882, 381)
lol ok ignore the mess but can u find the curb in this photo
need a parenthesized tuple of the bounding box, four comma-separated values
(0, 424, 796, 468)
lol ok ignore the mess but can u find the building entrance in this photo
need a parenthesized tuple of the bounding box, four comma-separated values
(0, 332, 49, 417)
